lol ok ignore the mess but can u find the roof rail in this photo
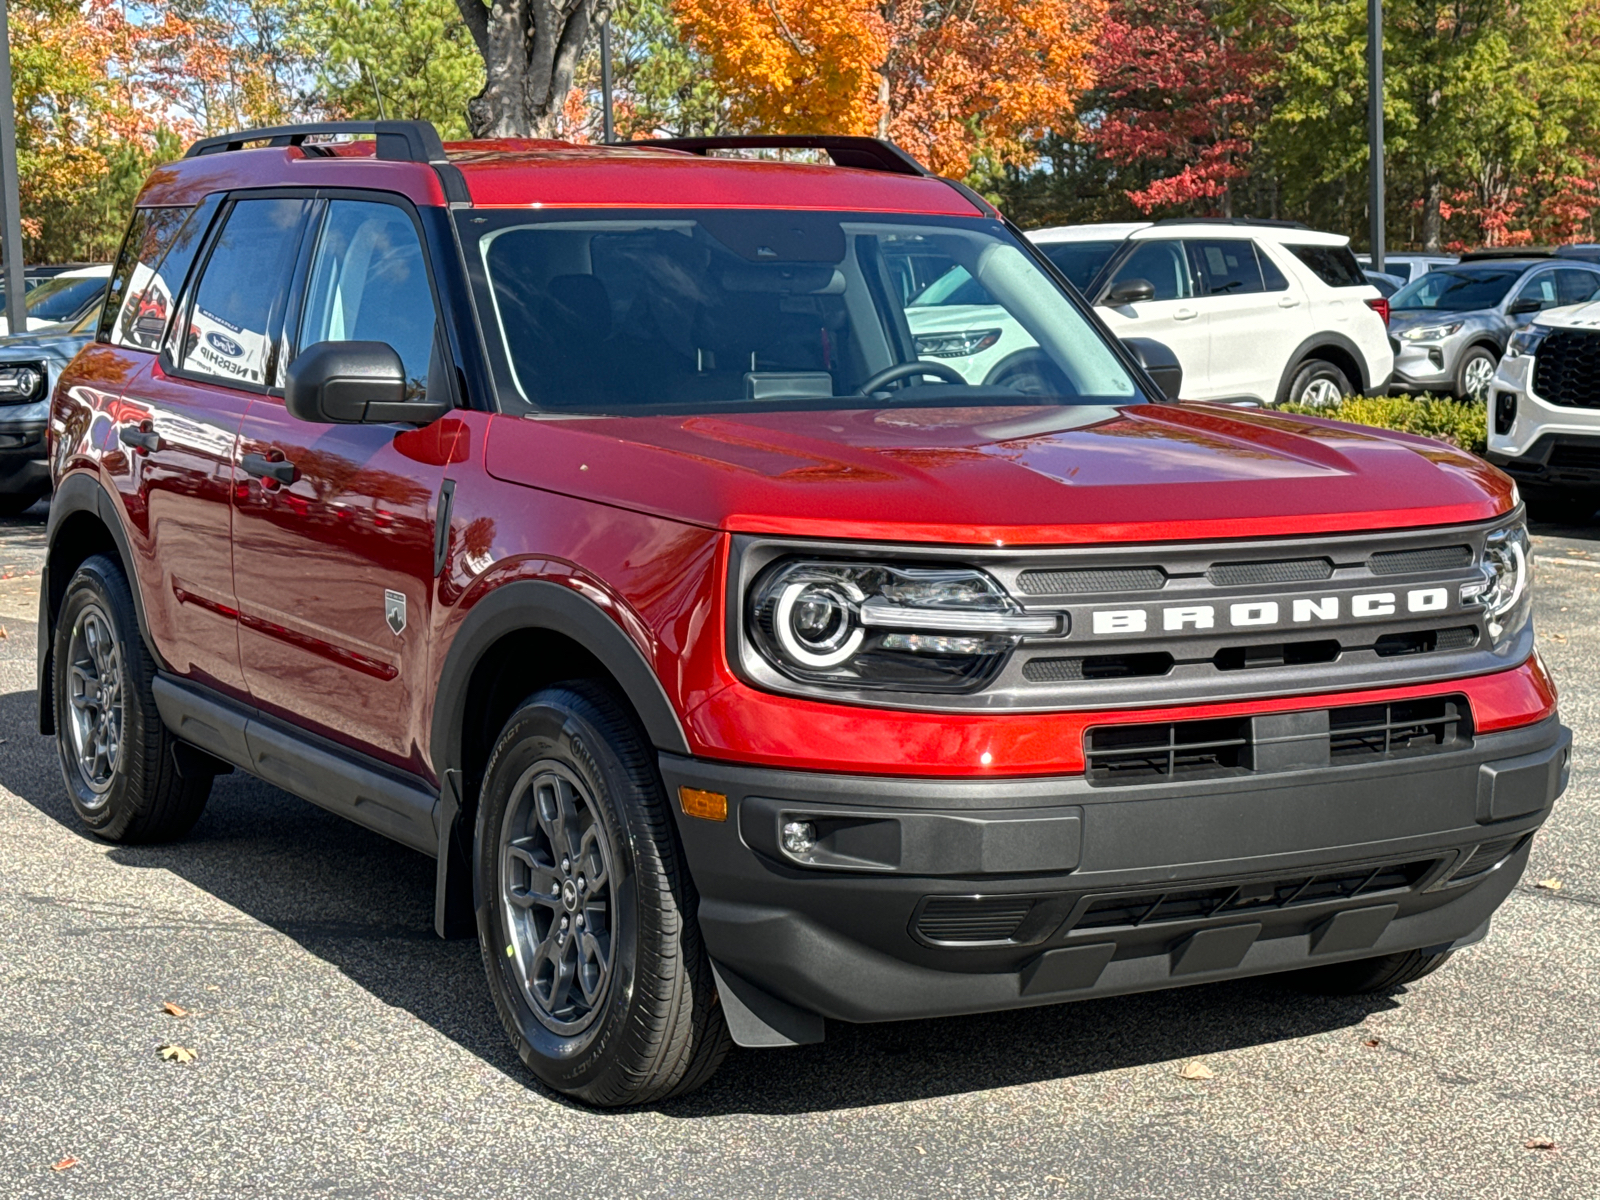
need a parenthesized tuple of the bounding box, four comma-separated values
(1149, 216, 1310, 230)
(1457, 247, 1555, 262)
(185, 119, 449, 164)
(627, 135, 930, 177)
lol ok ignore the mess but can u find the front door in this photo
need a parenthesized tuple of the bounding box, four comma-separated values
(232, 196, 458, 774)
(1095, 239, 1210, 398)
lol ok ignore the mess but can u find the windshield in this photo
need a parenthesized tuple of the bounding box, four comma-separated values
(1392, 267, 1520, 313)
(464, 210, 1143, 416)
(1035, 240, 1121, 292)
(24, 273, 106, 321)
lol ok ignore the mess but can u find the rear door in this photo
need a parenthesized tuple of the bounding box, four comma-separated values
(108, 194, 309, 698)
(1186, 238, 1283, 402)
(1095, 239, 1210, 397)
(231, 193, 459, 774)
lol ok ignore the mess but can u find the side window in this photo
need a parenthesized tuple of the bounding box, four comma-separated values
(103, 198, 219, 351)
(299, 199, 441, 399)
(1513, 271, 1559, 310)
(1256, 244, 1291, 291)
(181, 197, 311, 388)
(1108, 240, 1192, 301)
(1188, 239, 1264, 296)
(1556, 268, 1600, 306)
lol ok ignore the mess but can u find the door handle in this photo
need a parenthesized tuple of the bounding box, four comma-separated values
(1278, 296, 1302, 308)
(1174, 307, 1199, 321)
(118, 425, 160, 454)
(241, 452, 296, 486)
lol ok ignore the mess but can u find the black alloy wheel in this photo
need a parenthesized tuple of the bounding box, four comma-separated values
(475, 681, 729, 1106)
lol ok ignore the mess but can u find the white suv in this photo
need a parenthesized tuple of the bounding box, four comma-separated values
(1023, 221, 1393, 406)
(1486, 302, 1600, 521)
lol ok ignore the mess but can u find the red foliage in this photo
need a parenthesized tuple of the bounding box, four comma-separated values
(1087, 0, 1280, 213)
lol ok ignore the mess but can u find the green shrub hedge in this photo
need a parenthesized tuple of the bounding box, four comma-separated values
(1277, 394, 1487, 456)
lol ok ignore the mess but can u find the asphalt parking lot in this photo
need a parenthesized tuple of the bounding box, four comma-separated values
(0, 500, 1596, 1200)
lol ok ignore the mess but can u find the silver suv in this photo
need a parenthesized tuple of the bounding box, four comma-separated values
(1388, 254, 1600, 401)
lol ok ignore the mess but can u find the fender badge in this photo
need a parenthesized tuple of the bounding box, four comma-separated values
(384, 589, 407, 636)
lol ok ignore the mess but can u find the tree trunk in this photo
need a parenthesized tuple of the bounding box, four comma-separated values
(455, 0, 609, 137)
(1422, 168, 1443, 252)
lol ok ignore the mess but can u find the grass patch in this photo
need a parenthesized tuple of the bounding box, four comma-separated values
(1278, 394, 1487, 455)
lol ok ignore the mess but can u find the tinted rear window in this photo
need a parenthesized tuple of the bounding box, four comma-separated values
(1285, 244, 1368, 287)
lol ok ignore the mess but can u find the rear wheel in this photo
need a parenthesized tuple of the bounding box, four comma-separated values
(53, 554, 212, 842)
(1286, 359, 1352, 408)
(1455, 345, 1497, 403)
(475, 681, 729, 1106)
(1292, 948, 1454, 995)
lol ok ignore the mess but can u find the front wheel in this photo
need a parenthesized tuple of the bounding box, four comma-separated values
(1455, 346, 1497, 403)
(475, 682, 729, 1106)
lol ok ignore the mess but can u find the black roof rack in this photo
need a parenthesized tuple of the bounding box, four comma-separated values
(186, 119, 451, 163)
(1456, 247, 1556, 262)
(182, 120, 469, 203)
(1149, 216, 1310, 230)
(627, 135, 931, 176)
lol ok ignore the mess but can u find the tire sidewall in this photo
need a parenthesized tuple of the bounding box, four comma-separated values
(1290, 360, 1352, 407)
(1456, 346, 1496, 401)
(53, 556, 148, 836)
(474, 692, 648, 1095)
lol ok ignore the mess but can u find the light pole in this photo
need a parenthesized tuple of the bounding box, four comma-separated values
(0, 0, 27, 333)
(600, 17, 614, 144)
(1368, 0, 1385, 271)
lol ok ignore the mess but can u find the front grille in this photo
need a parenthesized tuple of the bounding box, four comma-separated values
(1086, 695, 1472, 787)
(1213, 638, 1340, 670)
(1024, 652, 1173, 683)
(1367, 544, 1472, 574)
(1017, 566, 1166, 595)
(1085, 717, 1251, 784)
(1533, 329, 1600, 407)
(915, 896, 1036, 943)
(1073, 859, 1434, 931)
(1549, 442, 1600, 473)
(1373, 626, 1479, 657)
(1206, 558, 1332, 586)
(1328, 696, 1472, 763)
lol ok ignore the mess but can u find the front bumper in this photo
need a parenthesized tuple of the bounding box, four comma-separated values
(662, 713, 1568, 1039)
(0, 405, 50, 494)
(1388, 338, 1459, 391)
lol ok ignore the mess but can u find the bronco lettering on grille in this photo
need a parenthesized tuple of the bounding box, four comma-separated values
(1087, 588, 1454, 637)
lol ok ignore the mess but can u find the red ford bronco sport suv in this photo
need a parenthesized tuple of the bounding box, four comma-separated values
(40, 122, 1567, 1107)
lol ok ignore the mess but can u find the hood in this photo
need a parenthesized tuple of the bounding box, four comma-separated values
(484, 402, 1513, 545)
(1386, 307, 1496, 333)
(0, 331, 91, 372)
(1537, 300, 1600, 330)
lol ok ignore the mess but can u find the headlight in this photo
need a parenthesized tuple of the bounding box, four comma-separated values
(1463, 521, 1531, 648)
(0, 362, 44, 403)
(1399, 322, 1464, 342)
(913, 329, 1002, 358)
(1506, 326, 1550, 358)
(748, 560, 1058, 693)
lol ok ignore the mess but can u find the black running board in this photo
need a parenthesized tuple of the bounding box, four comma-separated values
(152, 674, 439, 856)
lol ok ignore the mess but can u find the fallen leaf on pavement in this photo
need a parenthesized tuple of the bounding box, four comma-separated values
(1363, 1037, 1381, 1048)
(162, 1002, 189, 1017)
(1525, 1138, 1557, 1151)
(1536, 879, 1563, 891)
(1177, 1061, 1215, 1080)
(158, 1043, 196, 1063)
(50, 1158, 78, 1172)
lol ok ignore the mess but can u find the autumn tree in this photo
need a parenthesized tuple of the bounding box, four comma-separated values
(673, 0, 1103, 178)
(1086, 0, 1282, 216)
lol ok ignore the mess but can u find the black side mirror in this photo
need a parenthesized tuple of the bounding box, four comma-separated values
(1104, 278, 1156, 306)
(285, 340, 448, 425)
(1121, 336, 1183, 400)
(1506, 297, 1543, 316)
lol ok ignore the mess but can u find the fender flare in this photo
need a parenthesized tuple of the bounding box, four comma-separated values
(1274, 332, 1374, 406)
(428, 579, 692, 938)
(38, 472, 165, 734)
(429, 578, 692, 781)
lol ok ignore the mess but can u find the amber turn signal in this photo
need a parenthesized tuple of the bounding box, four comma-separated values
(678, 786, 728, 822)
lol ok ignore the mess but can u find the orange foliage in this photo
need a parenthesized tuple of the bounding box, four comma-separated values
(675, 0, 1103, 177)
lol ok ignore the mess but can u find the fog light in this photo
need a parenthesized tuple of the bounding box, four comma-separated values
(781, 820, 817, 855)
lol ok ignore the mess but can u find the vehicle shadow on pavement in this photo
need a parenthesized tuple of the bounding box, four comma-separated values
(0, 687, 1400, 1115)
